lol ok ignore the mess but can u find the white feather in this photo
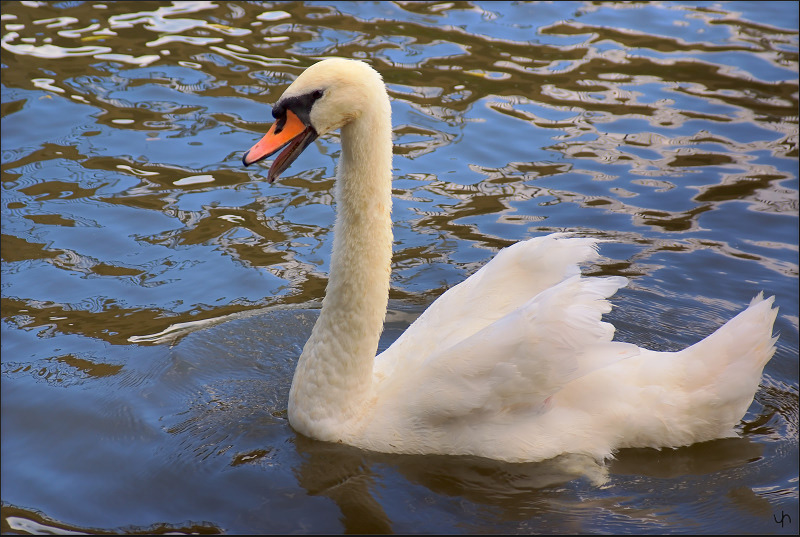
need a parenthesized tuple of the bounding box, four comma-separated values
(247, 59, 779, 463)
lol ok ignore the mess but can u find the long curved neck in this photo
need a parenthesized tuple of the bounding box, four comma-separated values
(289, 94, 393, 440)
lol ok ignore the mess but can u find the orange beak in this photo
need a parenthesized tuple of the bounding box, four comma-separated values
(242, 109, 318, 183)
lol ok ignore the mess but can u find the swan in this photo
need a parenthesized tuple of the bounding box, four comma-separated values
(242, 58, 778, 463)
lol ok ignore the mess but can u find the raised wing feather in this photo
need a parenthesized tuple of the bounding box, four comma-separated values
(375, 273, 639, 426)
(375, 234, 606, 377)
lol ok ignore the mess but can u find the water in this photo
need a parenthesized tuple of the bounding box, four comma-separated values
(2, 1, 797, 533)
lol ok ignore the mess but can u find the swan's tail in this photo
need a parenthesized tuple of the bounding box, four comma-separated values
(677, 293, 778, 436)
(685, 293, 778, 380)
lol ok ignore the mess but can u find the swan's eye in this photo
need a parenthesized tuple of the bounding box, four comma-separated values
(312, 89, 324, 100)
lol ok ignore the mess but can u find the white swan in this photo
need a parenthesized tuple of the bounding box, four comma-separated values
(243, 58, 778, 463)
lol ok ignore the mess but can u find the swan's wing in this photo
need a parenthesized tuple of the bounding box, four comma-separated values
(376, 274, 639, 425)
(376, 234, 605, 375)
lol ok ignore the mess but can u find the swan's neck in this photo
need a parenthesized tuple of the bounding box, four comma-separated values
(288, 99, 393, 440)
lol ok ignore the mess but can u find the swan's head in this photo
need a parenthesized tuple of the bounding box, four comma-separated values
(242, 58, 386, 183)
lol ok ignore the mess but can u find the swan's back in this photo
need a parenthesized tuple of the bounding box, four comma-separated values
(365, 235, 635, 460)
(360, 237, 778, 462)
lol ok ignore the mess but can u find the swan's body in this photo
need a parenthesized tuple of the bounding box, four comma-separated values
(243, 58, 778, 463)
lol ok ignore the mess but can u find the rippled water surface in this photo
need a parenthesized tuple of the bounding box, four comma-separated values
(2, 1, 798, 534)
